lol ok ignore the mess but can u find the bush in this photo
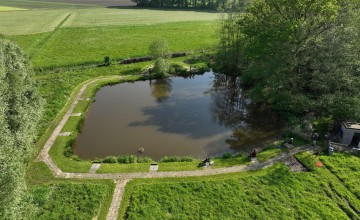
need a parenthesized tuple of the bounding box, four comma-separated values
(104, 56, 111, 66)
(152, 58, 169, 76)
(222, 152, 232, 159)
(64, 139, 75, 157)
(76, 117, 85, 133)
(103, 156, 118, 163)
(159, 156, 194, 163)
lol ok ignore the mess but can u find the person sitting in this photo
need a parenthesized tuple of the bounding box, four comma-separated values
(285, 138, 293, 145)
(250, 149, 257, 158)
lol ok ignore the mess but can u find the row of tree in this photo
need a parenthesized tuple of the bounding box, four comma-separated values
(217, 0, 360, 122)
(0, 39, 44, 219)
(132, 0, 229, 9)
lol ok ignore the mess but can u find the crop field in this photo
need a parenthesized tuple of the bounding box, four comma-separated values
(120, 160, 360, 219)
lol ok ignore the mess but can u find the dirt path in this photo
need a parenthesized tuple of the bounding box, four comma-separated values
(36, 75, 318, 220)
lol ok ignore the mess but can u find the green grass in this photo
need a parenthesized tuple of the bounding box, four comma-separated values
(32, 182, 113, 220)
(157, 161, 203, 171)
(0, 9, 70, 35)
(120, 162, 360, 219)
(320, 153, 360, 198)
(257, 145, 287, 162)
(49, 136, 93, 172)
(63, 8, 219, 27)
(29, 21, 217, 68)
(97, 163, 150, 173)
(0, 0, 96, 9)
(0, 6, 27, 11)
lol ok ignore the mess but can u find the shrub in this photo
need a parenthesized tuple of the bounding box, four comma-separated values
(159, 156, 194, 163)
(103, 156, 118, 163)
(152, 58, 169, 76)
(76, 117, 85, 133)
(222, 152, 232, 159)
(104, 56, 111, 66)
(64, 139, 75, 157)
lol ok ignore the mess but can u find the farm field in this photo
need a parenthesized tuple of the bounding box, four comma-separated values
(120, 159, 360, 219)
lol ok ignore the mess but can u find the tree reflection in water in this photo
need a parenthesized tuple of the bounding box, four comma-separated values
(149, 78, 173, 103)
(207, 73, 283, 151)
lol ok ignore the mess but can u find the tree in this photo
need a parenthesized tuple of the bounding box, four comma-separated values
(0, 39, 43, 219)
(149, 38, 169, 60)
(218, 0, 360, 121)
(149, 39, 170, 77)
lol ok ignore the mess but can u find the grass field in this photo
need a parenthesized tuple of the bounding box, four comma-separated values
(120, 159, 360, 219)
(0, 10, 70, 35)
(0, 6, 27, 11)
(0, 0, 97, 9)
(62, 8, 219, 27)
(32, 182, 112, 219)
(321, 153, 360, 198)
(27, 21, 217, 68)
(1, 7, 218, 35)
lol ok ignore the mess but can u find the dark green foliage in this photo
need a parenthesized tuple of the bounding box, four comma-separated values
(218, 0, 360, 121)
(102, 155, 152, 164)
(0, 39, 43, 219)
(103, 156, 118, 163)
(32, 183, 108, 219)
(222, 152, 232, 159)
(103, 56, 111, 66)
(159, 156, 194, 162)
(132, 0, 236, 9)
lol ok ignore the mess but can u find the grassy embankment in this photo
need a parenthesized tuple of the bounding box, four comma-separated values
(320, 153, 360, 198)
(118, 152, 360, 219)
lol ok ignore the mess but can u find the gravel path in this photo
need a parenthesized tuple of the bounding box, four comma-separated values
(35, 75, 318, 220)
(106, 180, 129, 220)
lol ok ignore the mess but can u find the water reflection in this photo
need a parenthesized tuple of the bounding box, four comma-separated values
(75, 72, 283, 160)
(149, 78, 173, 103)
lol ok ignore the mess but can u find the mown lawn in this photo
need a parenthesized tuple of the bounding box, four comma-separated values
(120, 155, 360, 219)
(0, 9, 70, 35)
(320, 153, 360, 198)
(28, 21, 217, 68)
(0, 6, 27, 11)
(63, 8, 219, 27)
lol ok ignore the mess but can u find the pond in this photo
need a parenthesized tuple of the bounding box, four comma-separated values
(75, 72, 283, 160)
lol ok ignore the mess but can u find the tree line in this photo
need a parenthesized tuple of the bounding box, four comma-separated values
(0, 39, 44, 219)
(132, 0, 231, 9)
(217, 0, 360, 122)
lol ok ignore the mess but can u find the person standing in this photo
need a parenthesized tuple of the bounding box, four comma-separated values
(312, 132, 319, 146)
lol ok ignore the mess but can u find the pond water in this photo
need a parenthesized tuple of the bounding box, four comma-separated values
(75, 72, 283, 160)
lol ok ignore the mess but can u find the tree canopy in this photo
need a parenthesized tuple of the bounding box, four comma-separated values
(217, 0, 360, 121)
(0, 39, 43, 219)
